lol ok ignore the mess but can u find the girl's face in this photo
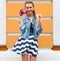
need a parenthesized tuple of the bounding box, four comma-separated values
(25, 3, 34, 16)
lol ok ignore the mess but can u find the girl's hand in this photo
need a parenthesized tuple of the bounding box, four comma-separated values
(37, 14, 42, 32)
(36, 14, 42, 25)
(18, 9, 26, 26)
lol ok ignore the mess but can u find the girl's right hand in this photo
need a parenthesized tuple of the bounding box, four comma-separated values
(18, 9, 26, 26)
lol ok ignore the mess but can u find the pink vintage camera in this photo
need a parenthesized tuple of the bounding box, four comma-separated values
(19, 9, 26, 16)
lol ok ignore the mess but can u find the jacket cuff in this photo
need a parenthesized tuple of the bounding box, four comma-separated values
(20, 25, 25, 31)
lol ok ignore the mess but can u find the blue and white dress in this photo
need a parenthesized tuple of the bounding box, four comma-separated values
(11, 23, 38, 57)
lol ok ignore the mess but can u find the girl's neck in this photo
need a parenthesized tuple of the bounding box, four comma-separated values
(28, 14, 33, 22)
(28, 14, 33, 18)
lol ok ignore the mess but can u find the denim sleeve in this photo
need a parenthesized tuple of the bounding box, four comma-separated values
(20, 25, 26, 31)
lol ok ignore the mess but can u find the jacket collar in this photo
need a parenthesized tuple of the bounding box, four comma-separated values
(25, 14, 34, 20)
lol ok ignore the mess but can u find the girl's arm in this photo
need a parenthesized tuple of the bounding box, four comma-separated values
(36, 14, 42, 35)
(19, 16, 26, 31)
(35, 22, 42, 35)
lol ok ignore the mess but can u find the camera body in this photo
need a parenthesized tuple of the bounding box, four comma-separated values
(19, 9, 26, 16)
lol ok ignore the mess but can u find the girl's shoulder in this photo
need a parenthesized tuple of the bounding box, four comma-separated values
(23, 15, 28, 19)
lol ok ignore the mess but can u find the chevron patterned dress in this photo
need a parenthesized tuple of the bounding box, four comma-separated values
(11, 23, 38, 57)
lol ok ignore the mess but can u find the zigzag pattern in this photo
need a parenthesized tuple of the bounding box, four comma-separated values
(14, 42, 38, 48)
(11, 35, 38, 56)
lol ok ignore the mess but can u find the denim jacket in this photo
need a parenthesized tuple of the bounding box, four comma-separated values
(20, 14, 42, 39)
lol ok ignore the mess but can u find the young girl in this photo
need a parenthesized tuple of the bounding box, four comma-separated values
(11, 1, 42, 61)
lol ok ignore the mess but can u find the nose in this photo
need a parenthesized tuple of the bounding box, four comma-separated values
(27, 8, 31, 11)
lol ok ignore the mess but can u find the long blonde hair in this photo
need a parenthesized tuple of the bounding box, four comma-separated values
(25, 1, 36, 20)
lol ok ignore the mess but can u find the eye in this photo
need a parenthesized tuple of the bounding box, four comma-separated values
(26, 7, 29, 9)
(30, 7, 32, 8)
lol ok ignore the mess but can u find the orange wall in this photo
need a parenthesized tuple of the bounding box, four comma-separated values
(6, 2, 53, 48)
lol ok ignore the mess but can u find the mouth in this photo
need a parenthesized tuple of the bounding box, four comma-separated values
(27, 11, 33, 14)
(27, 10, 33, 12)
(27, 11, 32, 12)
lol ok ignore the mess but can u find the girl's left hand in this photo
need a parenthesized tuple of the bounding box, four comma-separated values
(37, 14, 42, 32)
(37, 14, 42, 25)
